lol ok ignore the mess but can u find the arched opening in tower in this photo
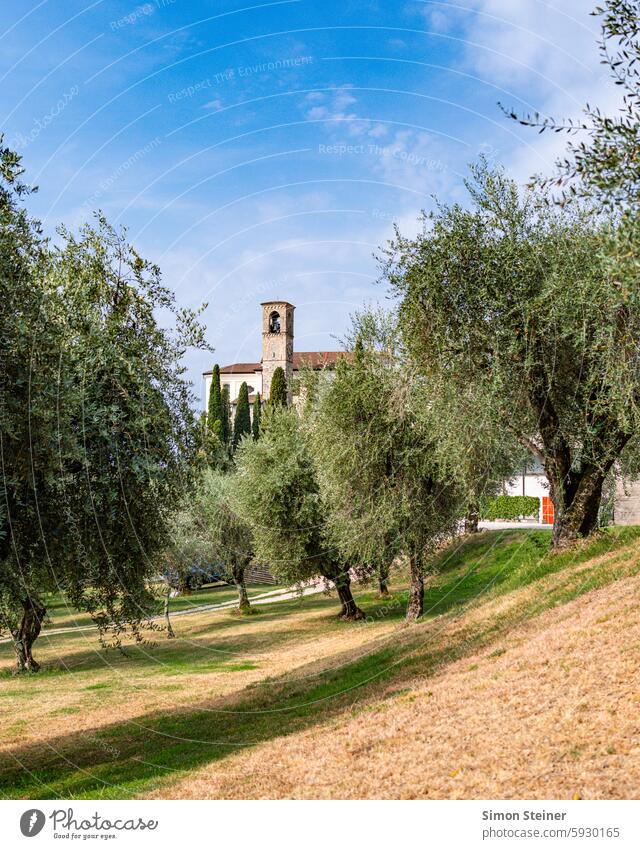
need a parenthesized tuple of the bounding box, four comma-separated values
(269, 311, 281, 333)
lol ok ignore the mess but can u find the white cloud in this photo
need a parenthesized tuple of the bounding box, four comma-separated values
(367, 128, 456, 199)
(368, 123, 389, 139)
(419, 0, 624, 181)
(301, 86, 457, 204)
(418, 1, 597, 84)
(304, 87, 361, 134)
(424, 7, 451, 32)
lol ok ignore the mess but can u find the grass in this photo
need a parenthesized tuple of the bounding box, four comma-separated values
(41, 582, 277, 631)
(1, 527, 639, 800)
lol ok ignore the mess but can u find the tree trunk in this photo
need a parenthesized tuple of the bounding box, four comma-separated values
(233, 566, 251, 613)
(464, 501, 480, 534)
(550, 468, 606, 551)
(378, 562, 390, 597)
(11, 599, 46, 673)
(406, 554, 424, 622)
(335, 580, 364, 620)
(523, 362, 630, 552)
(329, 570, 364, 620)
(164, 585, 175, 638)
(320, 564, 364, 620)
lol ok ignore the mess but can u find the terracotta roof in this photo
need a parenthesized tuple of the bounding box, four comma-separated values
(202, 363, 261, 376)
(293, 351, 353, 369)
(219, 362, 262, 375)
(203, 352, 352, 377)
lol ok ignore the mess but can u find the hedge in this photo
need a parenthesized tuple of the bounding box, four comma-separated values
(481, 495, 540, 521)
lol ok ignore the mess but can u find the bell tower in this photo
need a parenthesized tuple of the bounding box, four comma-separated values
(261, 300, 294, 401)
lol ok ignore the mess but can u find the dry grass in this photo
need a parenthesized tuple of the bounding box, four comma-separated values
(2, 529, 640, 800)
(0, 591, 399, 758)
(153, 550, 640, 799)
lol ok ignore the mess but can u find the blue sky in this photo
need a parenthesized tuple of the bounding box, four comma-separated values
(1, 0, 609, 405)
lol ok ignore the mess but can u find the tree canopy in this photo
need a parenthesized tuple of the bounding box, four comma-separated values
(385, 161, 636, 548)
(198, 469, 254, 612)
(252, 392, 262, 439)
(268, 366, 288, 408)
(207, 364, 223, 439)
(221, 384, 232, 445)
(508, 1, 640, 212)
(0, 141, 206, 670)
(311, 311, 463, 619)
(235, 407, 363, 619)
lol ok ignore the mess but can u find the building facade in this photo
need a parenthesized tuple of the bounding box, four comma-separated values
(502, 455, 554, 525)
(202, 300, 351, 412)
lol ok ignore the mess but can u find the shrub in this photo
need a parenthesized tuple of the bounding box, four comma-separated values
(481, 495, 540, 521)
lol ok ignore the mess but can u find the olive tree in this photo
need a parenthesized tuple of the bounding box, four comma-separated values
(386, 162, 637, 549)
(159, 505, 213, 636)
(311, 313, 463, 621)
(234, 407, 364, 620)
(0, 142, 61, 669)
(0, 144, 206, 671)
(508, 1, 640, 213)
(199, 469, 254, 614)
(428, 381, 524, 534)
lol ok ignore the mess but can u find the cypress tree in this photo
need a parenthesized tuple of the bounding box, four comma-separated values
(252, 392, 262, 439)
(207, 364, 223, 438)
(197, 411, 210, 460)
(233, 382, 252, 449)
(269, 366, 288, 408)
(221, 385, 231, 445)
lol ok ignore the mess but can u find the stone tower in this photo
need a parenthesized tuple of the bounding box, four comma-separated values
(261, 300, 294, 401)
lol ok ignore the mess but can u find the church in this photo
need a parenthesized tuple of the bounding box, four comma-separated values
(202, 300, 352, 413)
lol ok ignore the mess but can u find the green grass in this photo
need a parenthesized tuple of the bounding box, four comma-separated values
(41, 582, 277, 631)
(2, 527, 639, 800)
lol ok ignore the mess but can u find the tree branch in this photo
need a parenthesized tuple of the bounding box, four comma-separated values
(514, 432, 545, 465)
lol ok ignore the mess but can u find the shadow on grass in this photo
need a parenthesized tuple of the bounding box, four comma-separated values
(3, 590, 411, 680)
(2, 528, 639, 800)
(0, 617, 443, 800)
(0, 593, 364, 678)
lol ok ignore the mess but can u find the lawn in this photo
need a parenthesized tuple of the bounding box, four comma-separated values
(1, 527, 640, 800)
(42, 582, 277, 631)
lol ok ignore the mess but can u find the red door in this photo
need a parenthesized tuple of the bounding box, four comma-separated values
(542, 496, 554, 525)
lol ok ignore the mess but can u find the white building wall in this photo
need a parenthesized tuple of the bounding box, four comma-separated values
(503, 472, 640, 527)
(204, 372, 262, 410)
(504, 473, 549, 501)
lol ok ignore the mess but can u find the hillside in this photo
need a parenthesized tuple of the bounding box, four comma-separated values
(1, 528, 640, 800)
(177, 543, 640, 799)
